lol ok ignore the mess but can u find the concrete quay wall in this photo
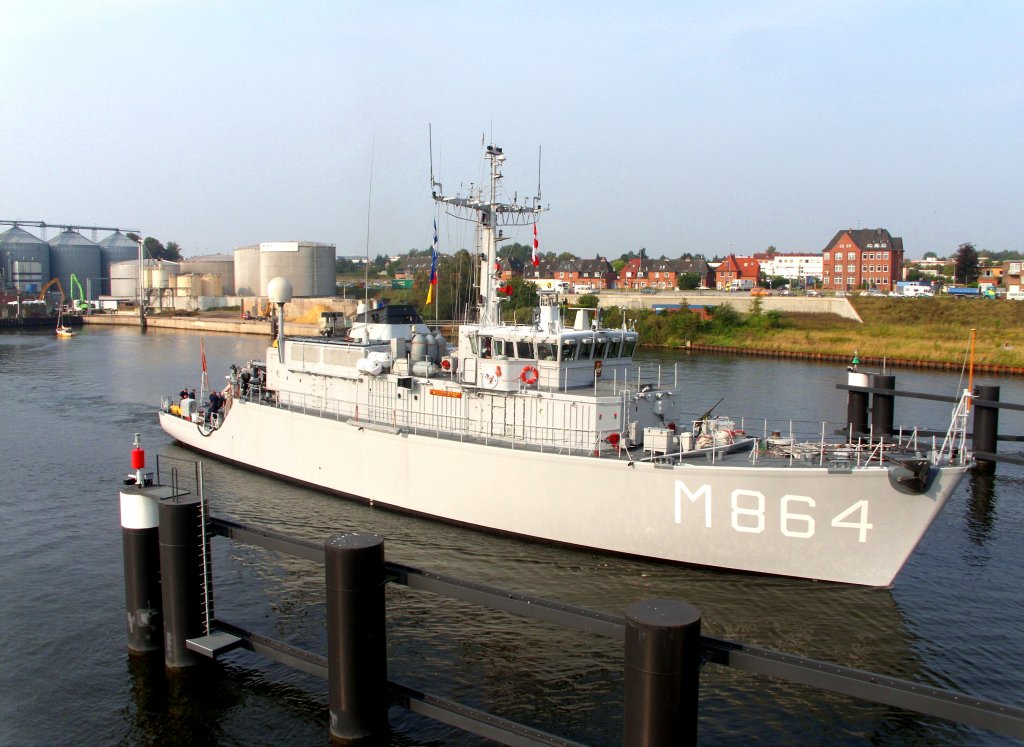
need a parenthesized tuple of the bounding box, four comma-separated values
(593, 293, 862, 322)
(82, 314, 318, 336)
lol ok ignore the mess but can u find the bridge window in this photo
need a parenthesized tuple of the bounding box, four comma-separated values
(560, 339, 578, 361)
(537, 342, 556, 361)
(579, 338, 594, 360)
(516, 340, 535, 359)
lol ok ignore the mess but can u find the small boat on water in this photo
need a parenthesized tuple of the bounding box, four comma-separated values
(56, 310, 76, 338)
(159, 142, 973, 586)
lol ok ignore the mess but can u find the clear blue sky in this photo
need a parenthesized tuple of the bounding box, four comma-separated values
(2, 1, 1021, 259)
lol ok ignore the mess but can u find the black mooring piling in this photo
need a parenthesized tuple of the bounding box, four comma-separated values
(120, 486, 163, 655)
(623, 599, 702, 747)
(870, 373, 896, 440)
(325, 533, 388, 745)
(973, 384, 1000, 473)
(158, 496, 209, 671)
(846, 370, 870, 438)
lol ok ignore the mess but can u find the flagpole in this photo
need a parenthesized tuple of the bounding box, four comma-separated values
(200, 337, 209, 401)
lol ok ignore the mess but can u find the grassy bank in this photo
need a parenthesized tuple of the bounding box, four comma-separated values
(618, 297, 1024, 369)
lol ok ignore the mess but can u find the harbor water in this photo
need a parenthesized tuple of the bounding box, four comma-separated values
(1, 326, 1021, 745)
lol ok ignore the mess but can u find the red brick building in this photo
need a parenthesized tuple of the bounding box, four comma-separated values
(617, 257, 713, 290)
(524, 258, 616, 289)
(822, 229, 904, 292)
(714, 255, 760, 290)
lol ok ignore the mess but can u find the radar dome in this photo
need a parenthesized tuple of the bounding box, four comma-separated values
(266, 276, 293, 303)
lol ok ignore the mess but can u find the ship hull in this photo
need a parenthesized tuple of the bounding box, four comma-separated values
(160, 403, 965, 586)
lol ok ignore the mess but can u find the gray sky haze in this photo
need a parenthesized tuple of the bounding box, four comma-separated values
(2, 1, 1021, 259)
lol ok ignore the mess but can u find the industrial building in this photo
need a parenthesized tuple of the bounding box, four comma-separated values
(2, 221, 338, 312)
(234, 241, 336, 297)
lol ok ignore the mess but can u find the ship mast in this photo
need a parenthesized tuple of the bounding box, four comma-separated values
(432, 143, 545, 326)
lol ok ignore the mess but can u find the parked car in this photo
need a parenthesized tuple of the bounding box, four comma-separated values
(806, 289, 820, 297)
(640, 288, 656, 295)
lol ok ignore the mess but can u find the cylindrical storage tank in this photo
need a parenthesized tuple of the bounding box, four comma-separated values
(434, 331, 447, 360)
(175, 273, 195, 297)
(110, 259, 139, 298)
(200, 273, 222, 296)
(259, 242, 311, 298)
(310, 242, 337, 297)
(234, 245, 260, 296)
(179, 254, 234, 294)
(0, 226, 50, 293)
(49, 229, 101, 302)
(258, 241, 336, 298)
(150, 267, 170, 290)
(98, 231, 138, 295)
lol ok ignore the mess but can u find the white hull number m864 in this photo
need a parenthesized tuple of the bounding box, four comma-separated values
(674, 481, 874, 542)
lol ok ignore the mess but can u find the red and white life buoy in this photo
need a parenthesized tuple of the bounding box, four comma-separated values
(520, 365, 539, 385)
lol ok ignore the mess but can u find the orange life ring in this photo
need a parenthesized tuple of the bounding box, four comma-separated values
(520, 365, 539, 385)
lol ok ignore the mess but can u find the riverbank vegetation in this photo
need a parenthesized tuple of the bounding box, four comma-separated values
(612, 297, 1024, 368)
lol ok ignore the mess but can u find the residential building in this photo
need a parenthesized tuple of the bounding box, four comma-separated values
(616, 257, 710, 290)
(394, 256, 433, 279)
(714, 255, 760, 290)
(752, 252, 823, 285)
(821, 229, 904, 291)
(1004, 261, 1023, 297)
(497, 256, 524, 281)
(979, 265, 1004, 286)
(525, 257, 616, 289)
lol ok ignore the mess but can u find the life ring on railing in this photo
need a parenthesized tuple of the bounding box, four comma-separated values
(520, 365, 539, 385)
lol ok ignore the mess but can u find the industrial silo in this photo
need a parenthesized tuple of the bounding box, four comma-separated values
(178, 253, 234, 294)
(308, 242, 337, 296)
(110, 259, 139, 298)
(109, 258, 177, 299)
(258, 241, 336, 297)
(98, 231, 137, 295)
(0, 225, 50, 293)
(49, 229, 102, 302)
(234, 245, 260, 296)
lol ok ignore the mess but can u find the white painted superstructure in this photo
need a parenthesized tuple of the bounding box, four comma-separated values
(159, 142, 972, 586)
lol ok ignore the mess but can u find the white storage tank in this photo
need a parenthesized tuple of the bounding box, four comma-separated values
(179, 254, 234, 294)
(233, 245, 261, 296)
(98, 231, 138, 295)
(175, 273, 196, 297)
(149, 267, 170, 289)
(200, 273, 223, 296)
(110, 259, 178, 298)
(257, 241, 336, 297)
